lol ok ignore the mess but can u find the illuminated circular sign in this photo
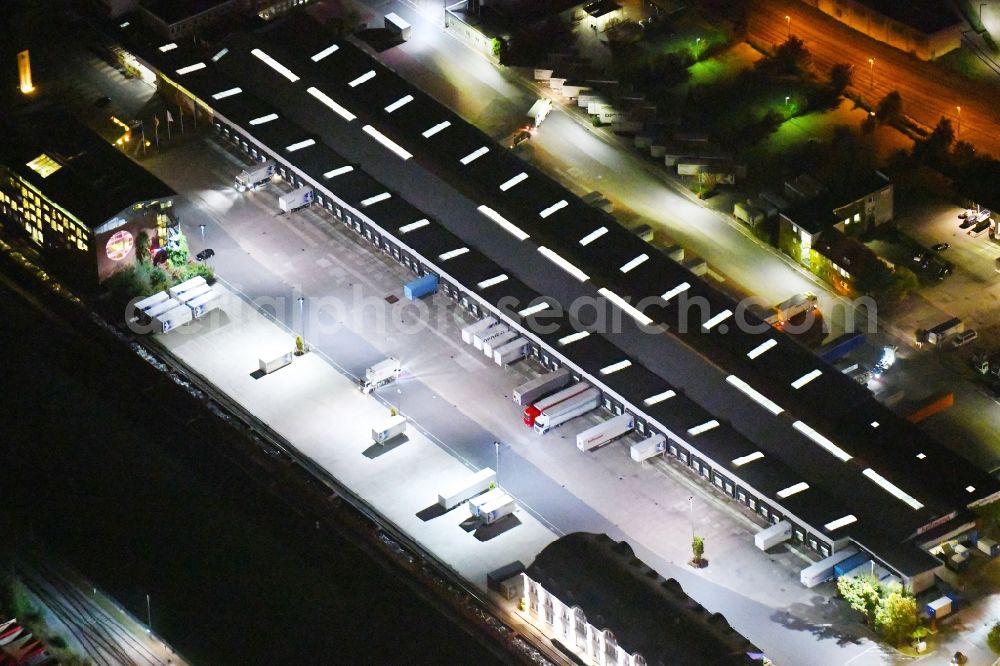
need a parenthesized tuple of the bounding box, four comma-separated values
(105, 229, 134, 261)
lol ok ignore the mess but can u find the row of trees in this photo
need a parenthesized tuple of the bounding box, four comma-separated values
(837, 575, 921, 647)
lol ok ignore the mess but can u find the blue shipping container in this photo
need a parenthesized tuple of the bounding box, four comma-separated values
(404, 274, 438, 300)
(833, 551, 870, 578)
(819, 332, 865, 363)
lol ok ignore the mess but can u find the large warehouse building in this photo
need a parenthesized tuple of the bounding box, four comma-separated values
(114, 14, 1000, 593)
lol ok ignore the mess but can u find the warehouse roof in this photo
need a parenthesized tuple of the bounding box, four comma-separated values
(526, 533, 760, 665)
(115, 16, 1000, 576)
(0, 105, 175, 229)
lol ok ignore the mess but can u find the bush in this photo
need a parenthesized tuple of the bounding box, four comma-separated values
(875, 592, 919, 647)
(988, 622, 1000, 655)
(179, 262, 216, 284)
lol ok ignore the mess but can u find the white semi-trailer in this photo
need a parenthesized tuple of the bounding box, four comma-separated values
(629, 434, 666, 461)
(482, 330, 517, 358)
(384, 12, 411, 41)
(512, 368, 571, 406)
(577, 414, 634, 451)
(523, 382, 591, 427)
(469, 488, 506, 518)
(361, 357, 401, 393)
(479, 493, 516, 525)
(142, 297, 181, 322)
(175, 283, 212, 304)
(372, 414, 407, 444)
(168, 276, 207, 300)
(461, 317, 498, 345)
(134, 291, 169, 313)
(278, 186, 314, 213)
(799, 547, 859, 588)
(534, 387, 601, 434)
(259, 347, 293, 375)
(187, 288, 221, 319)
(494, 337, 531, 366)
(438, 468, 496, 510)
(153, 305, 193, 334)
(474, 324, 509, 351)
(754, 520, 792, 551)
(235, 159, 276, 191)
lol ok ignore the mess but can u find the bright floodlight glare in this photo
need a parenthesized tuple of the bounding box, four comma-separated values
(643, 390, 675, 406)
(348, 70, 376, 87)
(311, 44, 340, 62)
(399, 219, 430, 234)
(478, 206, 529, 241)
(159, 43, 178, 52)
(599, 288, 653, 327)
(422, 121, 451, 138)
(619, 253, 649, 274)
(539, 200, 568, 218)
(747, 338, 777, 359)
(477, 274, 508, 289)
(579, 227, 608, 246)
(323, 165, 353, 178)
(862, 468, 924, 510)
(460, 146, 489, 165)
(362, 125, 412, 160)
(249, 113, 279, 125)
(537, 246, 589, 282)
(251, 48, 299, 82)
(499, 172, 528, 191)
(385, 95, 414, 113)
(306, 87, 356, 121)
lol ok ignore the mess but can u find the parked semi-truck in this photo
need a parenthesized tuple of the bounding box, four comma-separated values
(523, 382, 590, 426)
(630, 434, 666, 461)
(403, 274, 438, 300)
(461, 317, 497, 345)
(906, 392, 954, 423)
(278, 186, 314, 213)
(234, 159, 276, 192)
(772, 292, 818, 328)
(152, 305, 193, 334)
(832, 551, 870, 579)
(134, 291, 169, 314)
(187, 288, 221, 319)
(175, 283, 212, 304)
(924, 317, 963, 345)
(577, 414, 634, 451)
(469, 488, 505, 518)
(142, 297, 181, 322)
(799, 547, 859, 588)
(372, 414, 407, 444)
(512, 368, 571, 406)
(483, 330, 518, 358)
(494, 337, 531, 366)
(438, 468, 496, 510)
(818, 331, 865, 363)
(168, 276, 207, 300)
(361, 357, 401, 393)
(754, 521, 792, 551)
(479, 493, 516, 525)
(473, 324, 509, 351)
(534, 387, 601, 434)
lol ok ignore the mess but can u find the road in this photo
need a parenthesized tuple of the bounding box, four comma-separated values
(748, 0, 1000, 157)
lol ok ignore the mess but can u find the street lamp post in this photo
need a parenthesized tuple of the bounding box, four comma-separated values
(495, 441, 500, 487)
(199, 223, 206, 244)
(688, 496, 694, 539)
(956, 105, 962, 138)
(785, 15, 790, 38)
(297, 296, 305, 345)
(785, 95, 790, 108)
(868, 57, 875, 91)
(146, 594, 152, 633)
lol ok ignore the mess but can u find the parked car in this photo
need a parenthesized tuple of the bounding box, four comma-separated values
(933, 243, 950, 251)
(195, 248, 215, 262)
(953, 330, 978, 348)
(960, 217, 977, 229)
(913, 251, 927, 263)
(936, 266, 952, 280)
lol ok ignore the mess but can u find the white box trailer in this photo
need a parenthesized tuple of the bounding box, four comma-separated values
(494, 337, 531, 366)
(474, 324, 509, 351)
(153, 304, 193, 334)
(259, 347, 293, 374)
(175, 283, 212, 304)
(512, 368, 571, 406)
(480, 493, 516, 525)
(143, 297, 181, 321)
(235, 159, 275, 191)
(630, 434, 666, 461)
(534, 387, 601, 433)
(438, 468, 496, 510)
(799, 547, 859, 588)
(469, 488, 506, 518)
(926, 596, 952, 619)
(754, 520, 792, 551)
(483, 330, 517, 358)
(384, 12, 411, 40)
(461, 317, 498, 345)
(372, 414, 407, 444)
(187, 288, 221, 319)
(361, 357, 401, 393)
(135, 291, 169, 312)
(577, 413, 634, 451)
(279, 186, 314, 213)
(168, 276, 207, 300)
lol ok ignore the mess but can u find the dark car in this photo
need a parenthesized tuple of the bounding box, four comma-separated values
(933, 243, 950, 251)
(960, 217, 977, 229)
(509, 129, 531, 149)
(936, 266, 952, 280)
(195, 248, 215, 262)
(94, 96, 111, 108)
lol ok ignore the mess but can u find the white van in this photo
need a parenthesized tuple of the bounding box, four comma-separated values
(952, 330, 978, 348)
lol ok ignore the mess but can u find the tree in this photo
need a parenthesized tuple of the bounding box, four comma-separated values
(135, 231, 151, 264)
(988, 622, 1000, 655)
(167, 231, 189, 267)
(837, 574, 881, 624)
(769, 36, 812, 74)
(914, 117, 955, 166)
(875, 592, 919, 647)
(692, 536, 705, 565)
(875, 91, 903, 125)
(829, 63, 853, 95)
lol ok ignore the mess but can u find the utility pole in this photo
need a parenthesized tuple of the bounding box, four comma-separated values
(146, 594, 152, 633)
(868, 57, 875, 91)
(688, 496, 694, 538)
(495, 441, 500, 487)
